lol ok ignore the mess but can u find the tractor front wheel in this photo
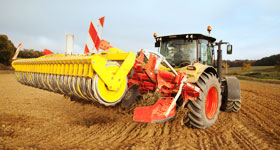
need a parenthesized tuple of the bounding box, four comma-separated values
(183, 72, 221, 129)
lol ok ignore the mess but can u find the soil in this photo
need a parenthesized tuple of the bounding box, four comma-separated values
(0, 71, 279, 150)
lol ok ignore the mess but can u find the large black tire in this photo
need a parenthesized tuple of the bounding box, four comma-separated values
(220, 76, 241, 112)
(183, 72, 222, 129)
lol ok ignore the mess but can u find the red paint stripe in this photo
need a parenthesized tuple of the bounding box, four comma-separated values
(84, 44, 90, 54)
(89, 22, 101, 51)
(99, 16, 105, 27)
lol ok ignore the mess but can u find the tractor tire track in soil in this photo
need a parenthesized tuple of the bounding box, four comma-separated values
(0, 71, 279, 149)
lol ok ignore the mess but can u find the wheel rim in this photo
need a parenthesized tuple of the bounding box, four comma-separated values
(205, 86, 218, 119)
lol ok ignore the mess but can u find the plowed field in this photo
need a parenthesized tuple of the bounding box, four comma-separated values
(0, 71, 279, 150)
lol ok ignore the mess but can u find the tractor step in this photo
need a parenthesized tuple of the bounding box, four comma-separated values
(133, 97, 176, 123)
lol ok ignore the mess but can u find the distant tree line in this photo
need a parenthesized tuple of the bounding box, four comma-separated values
(223, 54, 280, 67)
(0, 34, 16, 65)
(18, 49, 43, 58)
(253, 54, 280, 66)
(0, 34, 43, 66)
(223, 60, 255, 67)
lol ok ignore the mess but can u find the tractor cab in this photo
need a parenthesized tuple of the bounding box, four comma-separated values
(155, 33, 216, 68)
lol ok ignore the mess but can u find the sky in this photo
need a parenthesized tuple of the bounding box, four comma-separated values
(0, 0, 279, 60)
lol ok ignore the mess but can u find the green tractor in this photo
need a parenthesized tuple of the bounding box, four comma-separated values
(153, 30, 241, 129)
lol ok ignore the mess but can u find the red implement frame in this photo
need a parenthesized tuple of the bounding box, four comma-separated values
(128, 50, 200, 123)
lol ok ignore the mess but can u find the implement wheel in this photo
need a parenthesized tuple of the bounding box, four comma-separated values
(92, 62, 127, 106)
(183, 72, 221, 129)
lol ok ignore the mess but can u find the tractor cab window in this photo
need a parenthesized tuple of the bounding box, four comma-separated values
(200, 40, 212, 65)
(207, 44, 213, 65)
(160, 39, 197, 67)
(200, 40, 208, 64)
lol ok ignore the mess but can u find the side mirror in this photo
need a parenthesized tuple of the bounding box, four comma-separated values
(227, 44, 232, 54)
(155, 40, 160, 47)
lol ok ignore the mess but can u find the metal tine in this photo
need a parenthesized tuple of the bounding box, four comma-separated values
(81, 77, 90, 100)
(40, 73, 48, 90)
(70, 56, 82, 98)
(24, 72, 27, 86)
(86, 56, 97, 102)
(44, 59, 52, 91)
(84, 56, 94, 101)
(34, 73, 40, 88)
(25, 61, 32, 86)
(16, 72, 21, 83)
(67, 76, 74, 96)
(25, 72, 30, 86)
(57, 75, 66, 94)
(43, 73, 49, 90)
(67, 56, 75, 96)
(52, 56, 62, 93)
(21, 72, 26, 85)
(19, 72, 23, 84)
(14, 72, 19, 82)
(18, 72, 24, 84)
(38, 73, 44, 89)
(72, 76, 82, 98)
(31, 72, 35, 87)
(76, 56, 91, 101)
(47, 58, 56, 92)
(32, 73, 38, 88)
(56, 57, 65, 94)
(64, 56, 73, 96)
(76, 76, 90, 100)
(27, 72, 32, 86)
(40, 58, 49, 90)
(30, 72, 35, 87)
(22, 72, 26, 85)
(17, 72, 22, 84)
(30, 72, 35, 86)
(83, 56, 96, 102)
(86, 78, 97, 102)
(92, 74, 106, 105)
(53, 75, 62, 94)
(29, 72, 33, 86)
(18, 72, 22, 83)
(29, 72, 34, 86)
(47, 73, 55, 92)
(52, 75, 60, 93)
(49, 57, 57, 92)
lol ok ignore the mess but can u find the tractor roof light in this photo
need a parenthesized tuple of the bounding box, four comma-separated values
(207, 26, 212, 34)
(153, 33, 157, 38)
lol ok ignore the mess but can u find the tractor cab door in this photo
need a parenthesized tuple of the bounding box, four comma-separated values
(198, 39, 213, 65)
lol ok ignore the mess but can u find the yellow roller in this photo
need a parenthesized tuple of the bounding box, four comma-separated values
(12, 48, 136, 106)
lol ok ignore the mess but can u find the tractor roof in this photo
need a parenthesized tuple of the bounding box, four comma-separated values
(158, 33, 216, 43)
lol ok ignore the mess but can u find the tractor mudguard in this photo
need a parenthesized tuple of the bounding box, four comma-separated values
(181, 63, 217, 83)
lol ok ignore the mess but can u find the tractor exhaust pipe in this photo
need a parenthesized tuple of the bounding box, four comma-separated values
(216, 40, 228, 82)
(217, 41, 222, 82)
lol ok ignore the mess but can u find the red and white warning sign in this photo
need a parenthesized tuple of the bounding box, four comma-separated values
(84, 16, 105, 54)
(12, 43, 23, 60)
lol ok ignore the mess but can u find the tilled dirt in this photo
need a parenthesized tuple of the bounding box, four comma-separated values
(0, 71, 279, 150)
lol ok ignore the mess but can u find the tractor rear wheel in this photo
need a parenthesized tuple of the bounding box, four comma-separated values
(183, 72, 221, 129)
